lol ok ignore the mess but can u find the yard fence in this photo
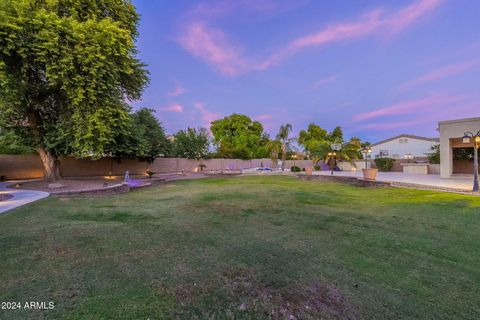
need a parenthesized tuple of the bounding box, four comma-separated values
(0, 155, 314, 180)
(0, 154, 441, 180)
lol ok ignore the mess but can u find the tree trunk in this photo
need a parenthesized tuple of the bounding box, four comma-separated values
(281, 143, 286, 171)
(38, 148, 61, 182)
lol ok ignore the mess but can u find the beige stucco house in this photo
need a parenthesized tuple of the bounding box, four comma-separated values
(438, 117, 480, 178)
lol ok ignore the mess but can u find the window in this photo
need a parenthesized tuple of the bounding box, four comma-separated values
(379, 149, 389, 157)
(399, 138, 408, 144)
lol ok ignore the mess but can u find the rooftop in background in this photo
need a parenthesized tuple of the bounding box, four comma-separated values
(370, 134, 439, 147)
(438, 117, 480, 125)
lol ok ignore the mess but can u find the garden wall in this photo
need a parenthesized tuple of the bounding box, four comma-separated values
(0, 155, 314, 180)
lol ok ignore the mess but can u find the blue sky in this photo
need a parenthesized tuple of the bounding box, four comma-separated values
(130, 0, 480, 143)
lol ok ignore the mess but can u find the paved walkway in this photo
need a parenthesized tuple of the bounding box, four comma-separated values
(314, 171, 475, 191)
(0, 181, 49, 214)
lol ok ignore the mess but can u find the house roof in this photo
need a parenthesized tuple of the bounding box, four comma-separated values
(370, 134, 439, 147)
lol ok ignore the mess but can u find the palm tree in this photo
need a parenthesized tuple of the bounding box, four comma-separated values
(312, 138, 361, 171)
(266, 140, 282, 168)
(276, 124, 292, 171)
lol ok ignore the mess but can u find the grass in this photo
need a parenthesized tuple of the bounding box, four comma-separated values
(1, 176, 480, 319)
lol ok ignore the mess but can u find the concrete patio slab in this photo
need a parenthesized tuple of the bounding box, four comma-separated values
(0, 181, 49, 214)
(314, 171, 475, 192)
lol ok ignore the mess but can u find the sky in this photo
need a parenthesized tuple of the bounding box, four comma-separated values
(130, 0, 480, 143)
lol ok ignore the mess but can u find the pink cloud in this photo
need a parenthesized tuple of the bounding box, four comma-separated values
(355, 101, 479, 132)
(398, 59, 480, 91)
(178, 0, 441, 75)
(194, 102, 222, 126)
(311, 75, 338, 89)
(178, 22, 247, 76)
(160, 104, 184, 113)
(357, 120, 425, 131)
(384, 0, 442, 34)
(167, 81, 187, 97)
(259, 0, 441, 69)
(351, 94, 464, 122)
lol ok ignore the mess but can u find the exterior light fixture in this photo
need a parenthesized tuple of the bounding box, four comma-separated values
(361, 147, 372, 169)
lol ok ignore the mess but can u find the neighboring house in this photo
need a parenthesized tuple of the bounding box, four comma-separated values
(370, 134, 439, 159)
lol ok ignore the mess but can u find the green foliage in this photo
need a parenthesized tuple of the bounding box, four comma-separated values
(276, 123, 293, 170)
(298, 123, 328, 150)
(0, 125, 35, 154)
(253, 132, 271, 158)
(314, 165, 321, 171)
(172, 127, 210, 159)
(426, 144, 440, 164)
(0, 0, 148, 164)
(453, 148, 474, 160)
(290, 166, 301, 172)
(131, 108, 168, 162)
(211, 114, 264, 159)
(328, 126, 344, 142)
(374, 158, 395, 172)
(266, 139, 282, 164)
(311, 138, 361, 166)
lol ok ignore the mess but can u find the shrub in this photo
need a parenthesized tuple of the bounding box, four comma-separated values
(374, 158, 395, 172)
(314, 165, 321, 171)
(290, 166, 301, 172)
(426, 144, 440, 164)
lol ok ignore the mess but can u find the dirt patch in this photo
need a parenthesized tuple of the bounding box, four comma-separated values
(220, 267, 357, 319)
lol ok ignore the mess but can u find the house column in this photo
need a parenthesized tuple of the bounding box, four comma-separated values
(439, 135, 452, 178)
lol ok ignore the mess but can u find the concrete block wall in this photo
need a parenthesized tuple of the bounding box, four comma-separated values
(0, 155, 314, 180)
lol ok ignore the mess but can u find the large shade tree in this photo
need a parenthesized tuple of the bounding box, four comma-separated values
(0, 0, 148, 181)
(210, 114, 264, 160)
(172, 127, 210, 160)
(130, 108, 169, 163)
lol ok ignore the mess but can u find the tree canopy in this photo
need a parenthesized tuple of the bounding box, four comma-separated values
(0, 0, 148, 180)
(171, 127, 210, 160)
(210, 114, 264, 159)
(130, 108, 169, 162)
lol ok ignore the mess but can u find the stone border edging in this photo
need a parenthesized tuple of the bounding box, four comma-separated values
(298, 174, 391, 188)
(297, 173, 479, 195)
(52, 178, 166, 197)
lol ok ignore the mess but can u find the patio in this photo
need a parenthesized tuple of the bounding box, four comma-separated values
(314, 171, 475, 192)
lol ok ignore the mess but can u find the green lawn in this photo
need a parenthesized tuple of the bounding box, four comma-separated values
(1, 176, 480, 319)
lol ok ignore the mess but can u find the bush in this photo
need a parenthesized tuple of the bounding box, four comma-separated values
(426, 144, 440, 164)
(314, 165, 321, 171)
(290, 166, 301, 172)
(374, 158, 395, 172)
